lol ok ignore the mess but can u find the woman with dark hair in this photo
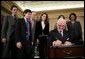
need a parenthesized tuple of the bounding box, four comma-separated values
(67, 13, 83, 45)
(54, 15, 66, 30)
(57, 15, 65, 20)
(35, 13, 49, 58)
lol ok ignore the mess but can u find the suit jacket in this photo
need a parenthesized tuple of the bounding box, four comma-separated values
(0, 23, 3, 57)
(1, 15, 17, 58)
(35, 21, 49, 45)
(15, 18, 34, 58)
(35, 21, 49, 38)
(67, 21, 82, 44)
(31, 20, 36, 42)
(15, 18, 32, 45)
(48, 29, 70, 46)
(1, 15, 16, 40)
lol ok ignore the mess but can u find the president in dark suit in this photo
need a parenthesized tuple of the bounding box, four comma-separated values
(1, 5, 17, 58)
(48, 18, 72, 47)
(67, 13, 83, 45)
(15, 9, 33, 58)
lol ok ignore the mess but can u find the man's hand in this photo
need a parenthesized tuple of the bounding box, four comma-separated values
(31, 41, 33, 45)
(52, 40, 62, 47)
(55, 40, 62, 46)
(16, 42, 22, 49)
(64, 41, 72, 45)
(2, 38, 6, 43)
(37, 39, 39, 44)
(52, 41, 56, 47)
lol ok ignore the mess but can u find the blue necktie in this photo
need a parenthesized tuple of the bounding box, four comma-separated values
(26, 20, 30, 40)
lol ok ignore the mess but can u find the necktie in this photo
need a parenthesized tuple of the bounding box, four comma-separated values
(60, 31, 63, 37)
(14, 15, 17, 21)
(26, 20, 30, 40)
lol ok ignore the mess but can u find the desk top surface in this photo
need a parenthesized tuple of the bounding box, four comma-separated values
(50, 44, 84, 48)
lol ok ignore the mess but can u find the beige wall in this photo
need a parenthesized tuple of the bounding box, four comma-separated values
(36, 8, 84, 40)
(36, 8, 84, 31)
(1, 1, 23, 18)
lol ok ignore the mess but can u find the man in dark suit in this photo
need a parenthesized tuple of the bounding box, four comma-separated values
(30, 11, 37, 57)
(0, 20, 3, 58)
(15, 9, 33, 58)
(30, 11, 37, 45)
(1, 5, 18, 58)
(48, 18, 72, 47)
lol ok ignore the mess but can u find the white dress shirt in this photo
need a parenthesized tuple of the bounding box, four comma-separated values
(41, 21, 45, 30)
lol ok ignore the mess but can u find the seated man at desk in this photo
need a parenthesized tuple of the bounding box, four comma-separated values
(48, 18, 72, 47)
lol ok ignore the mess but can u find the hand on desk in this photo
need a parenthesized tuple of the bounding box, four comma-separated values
(64, 41, 72, 46)
(52, 40, 73, 47)
(52, 40, 62, 47)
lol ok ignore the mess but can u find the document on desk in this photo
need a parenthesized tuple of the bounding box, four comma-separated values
(57, 43, 74, 48)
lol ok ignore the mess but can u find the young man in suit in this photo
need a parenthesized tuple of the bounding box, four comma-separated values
(30, 11, 37, 45)
(1, 5, 18, 58)
(30, 11, 37, 57)
(15, 9, 33, 58)
(48, 18, 72, 47)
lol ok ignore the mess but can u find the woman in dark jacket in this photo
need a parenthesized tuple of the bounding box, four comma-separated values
(67, 13, 83, 45)
(35, 13, 49, 58)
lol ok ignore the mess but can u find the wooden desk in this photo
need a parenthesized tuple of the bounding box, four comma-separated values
(49, 45, 84, 58)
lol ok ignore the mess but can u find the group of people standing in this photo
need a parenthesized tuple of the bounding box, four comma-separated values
(1, 5, 83, 58)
